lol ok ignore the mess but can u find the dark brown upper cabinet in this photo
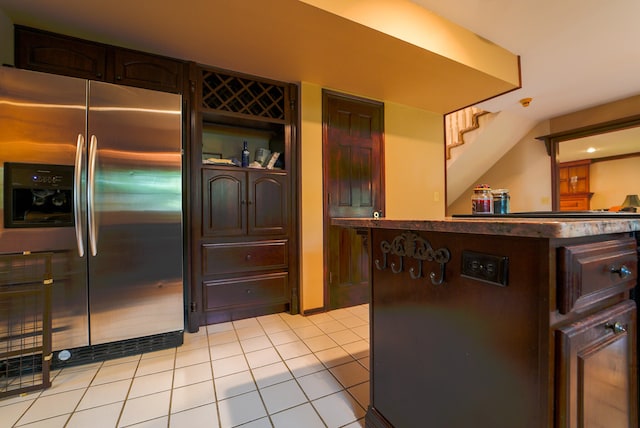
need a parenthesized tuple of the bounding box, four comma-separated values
(15, 25, 185, 94)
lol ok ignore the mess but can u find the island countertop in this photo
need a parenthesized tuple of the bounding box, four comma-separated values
(331, 214, 640, 238)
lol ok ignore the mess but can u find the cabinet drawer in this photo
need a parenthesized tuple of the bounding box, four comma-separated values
(202, 240, 288, 275)
(558, 237, 638, 314)
(204, 272, 288, 310)
(559, 195, 591, 211)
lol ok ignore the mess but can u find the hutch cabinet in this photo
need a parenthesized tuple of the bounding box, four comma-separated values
(15, 25, 185, 94)
(190, 65, 298, 326)
(559, 159, 593, 211)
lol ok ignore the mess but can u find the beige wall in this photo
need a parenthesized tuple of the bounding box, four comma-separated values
(300, 83, 325, 312)
(300, 83, 445, 311)
(448, 121, 552, 215)
(0, 9, 12, 66)
(383, 101, 445, 220)
(590, 157, 640, 210)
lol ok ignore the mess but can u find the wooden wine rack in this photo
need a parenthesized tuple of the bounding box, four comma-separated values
(201, 69, 286, 121)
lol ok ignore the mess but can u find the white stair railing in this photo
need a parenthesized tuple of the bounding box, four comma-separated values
(445, 107, 490, 159)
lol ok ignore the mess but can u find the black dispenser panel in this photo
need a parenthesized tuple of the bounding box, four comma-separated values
(4, 162, 74, 228)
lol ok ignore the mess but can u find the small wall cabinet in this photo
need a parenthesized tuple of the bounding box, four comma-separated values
(15, 25, 185, 94)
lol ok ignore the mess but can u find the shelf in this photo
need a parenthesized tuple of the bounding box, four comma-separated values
(202, 122, 284, 169)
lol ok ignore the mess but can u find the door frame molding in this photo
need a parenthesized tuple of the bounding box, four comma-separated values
(321, 89, 385, 310)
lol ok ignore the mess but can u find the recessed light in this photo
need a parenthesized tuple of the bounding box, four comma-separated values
(586, 147, 596, 153)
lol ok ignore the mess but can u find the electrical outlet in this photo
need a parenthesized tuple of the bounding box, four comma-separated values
(461, 250, 509, 286)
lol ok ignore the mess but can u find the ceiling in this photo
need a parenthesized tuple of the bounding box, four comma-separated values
(558, 126, 640, 162)
(1, 0, 639, 123)
(410, 0, 640, 122)
(0, 0, 519, 115)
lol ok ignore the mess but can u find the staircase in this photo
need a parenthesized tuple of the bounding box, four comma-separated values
(445, 107, 490, 160)
(445, 106, 539, 206)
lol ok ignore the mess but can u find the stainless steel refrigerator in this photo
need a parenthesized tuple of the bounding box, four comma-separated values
(0, 67, 184, 363)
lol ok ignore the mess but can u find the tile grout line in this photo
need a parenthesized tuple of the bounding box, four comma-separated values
(208, 323, 228, 428)
(163, 346, 178, 428)
(64, 360, 105, 428)
(6, 305, 370, 428)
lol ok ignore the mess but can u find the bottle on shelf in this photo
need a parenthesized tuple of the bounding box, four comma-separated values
(241, 141, 250, 167)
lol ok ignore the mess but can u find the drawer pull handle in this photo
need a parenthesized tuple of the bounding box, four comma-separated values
(246, 254, 252, 261)
(610, 265, 632, 278)
(605, 322, 626, 334)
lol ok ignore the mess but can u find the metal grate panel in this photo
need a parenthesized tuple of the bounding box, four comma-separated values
(0, 252, 53, 398)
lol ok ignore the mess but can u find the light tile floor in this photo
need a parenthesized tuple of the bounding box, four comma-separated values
(2, 305, 370, 428)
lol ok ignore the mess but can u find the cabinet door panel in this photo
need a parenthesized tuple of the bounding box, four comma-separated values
(113, 49, 184, 93)
(568, 164, 589, 193)
(559, 166, 570, 195)
(15, 26, 107, 80)
(555, 300, 637, 428)
(248, 171, 288, 235)
(202, 169, 246, 237)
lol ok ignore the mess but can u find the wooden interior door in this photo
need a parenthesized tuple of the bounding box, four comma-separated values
(323, 90, 384, 309)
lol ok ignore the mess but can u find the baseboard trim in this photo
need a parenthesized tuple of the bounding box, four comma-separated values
(302, 306, 326, 316)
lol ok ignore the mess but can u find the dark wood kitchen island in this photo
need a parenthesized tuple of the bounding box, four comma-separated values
(333, 215, 640, 428)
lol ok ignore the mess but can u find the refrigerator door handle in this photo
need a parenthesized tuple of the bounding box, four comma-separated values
(88, 134, 98, 256)
(74, 133, 85, 257)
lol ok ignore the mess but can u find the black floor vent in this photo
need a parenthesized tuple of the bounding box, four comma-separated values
(51, 330, 184, 370)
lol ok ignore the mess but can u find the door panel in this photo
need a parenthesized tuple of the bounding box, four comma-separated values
(87, 82, 183, 344)
(0, 67, 89, 350)
(555, 300, 637, 428)
(202, 169, 245, 237)
(324, 91, 383, 309)
(249, 171, 288, 235)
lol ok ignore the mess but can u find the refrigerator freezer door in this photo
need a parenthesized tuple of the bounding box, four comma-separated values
(87, 81, 184, 344)
(0, 67, 89, 350)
